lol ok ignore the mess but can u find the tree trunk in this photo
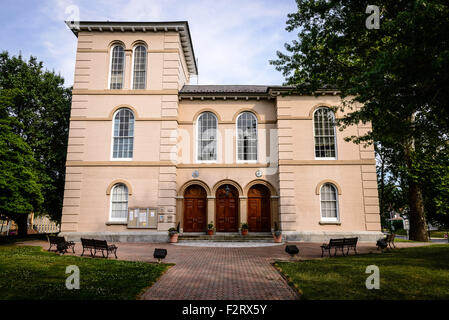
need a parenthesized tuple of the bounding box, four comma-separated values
(16, 214, 28, 237)
(404, 113, 428, 242)
(407, 179, 428, 241)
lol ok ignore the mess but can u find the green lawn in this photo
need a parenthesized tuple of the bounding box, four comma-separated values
(275, 245, 449, 300)
(430, 230, 448, 238)
(0, 246, 171, 300)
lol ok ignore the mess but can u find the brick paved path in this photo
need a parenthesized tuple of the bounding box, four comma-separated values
(140, 245, 298, 300)
(17, 240, 435, 300)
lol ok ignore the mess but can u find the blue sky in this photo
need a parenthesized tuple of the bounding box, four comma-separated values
(0, 0, 298, 87)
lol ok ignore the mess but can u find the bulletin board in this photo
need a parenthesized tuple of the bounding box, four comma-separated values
(127, 207, 158, 229)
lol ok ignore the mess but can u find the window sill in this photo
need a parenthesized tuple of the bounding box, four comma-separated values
(319, 221, 341, 225)
(105, 221, 128, 225)
(314, 158, 338, 160)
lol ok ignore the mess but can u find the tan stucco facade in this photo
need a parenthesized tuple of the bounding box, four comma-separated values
(60, 21, 382, 242)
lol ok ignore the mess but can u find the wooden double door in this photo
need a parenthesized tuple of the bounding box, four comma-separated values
(216, 185, 239, 232)
(183, 185, 207, 232)
(247, 185, 271, 232)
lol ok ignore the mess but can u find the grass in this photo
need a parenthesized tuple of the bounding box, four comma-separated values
(0, 246, 171, 300)
(394, 238, 421, 243)
(0, 234, 56, 244)
(275, 245, 449, 300)
(430, 230, 448, 238)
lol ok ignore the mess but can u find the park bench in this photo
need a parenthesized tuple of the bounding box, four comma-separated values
(385, 233, 396, 248)
(81, 238, 118, 258)
(377, 233, 395, 252)
(48, 236, 75, 254)
(320, 237, 358, 257)
(343, 237, 358, 255)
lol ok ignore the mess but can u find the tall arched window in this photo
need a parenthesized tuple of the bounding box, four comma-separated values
(197, 112, 217, 162)
(314, 107, 337, 158)
(112, 109, 134, 159)
(237, 112, 257, 161)
(109, 44, 125, 89)
(320, 183, 339, 221)
(110, 184, 128, 221)
(132, 45, 147, 89)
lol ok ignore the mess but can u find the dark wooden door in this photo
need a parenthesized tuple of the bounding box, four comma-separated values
(247, 185, 271, 232)
(183, 185, 207, 232)
(215, 185, 239, 232)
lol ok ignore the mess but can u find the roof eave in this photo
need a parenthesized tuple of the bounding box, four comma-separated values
(64, 20, 198, 75)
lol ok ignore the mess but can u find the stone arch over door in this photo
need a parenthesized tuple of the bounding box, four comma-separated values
(247, 184, 271, 232)
(183, 184, 208, 232)
(178, 179, 212, 197)
(243, 179, 277, 196)
(212, 179, 244, 197)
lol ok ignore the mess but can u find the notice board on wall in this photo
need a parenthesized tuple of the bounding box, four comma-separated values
(127, 208, 158, 229)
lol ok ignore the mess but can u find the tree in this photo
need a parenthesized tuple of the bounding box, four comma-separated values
(0, 91, 43, 236)
(0, 52, 71, 227)
(414, 146, 449, 230)
(271, 0, 449, 241)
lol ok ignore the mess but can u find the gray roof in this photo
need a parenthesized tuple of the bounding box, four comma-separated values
(180, 85, 270, 94)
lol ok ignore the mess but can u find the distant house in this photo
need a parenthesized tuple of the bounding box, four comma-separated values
(59, 21, 382, 242)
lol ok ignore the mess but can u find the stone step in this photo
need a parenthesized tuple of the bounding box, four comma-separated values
(178, 234, 274, 242)
(178, 239, 275, 243)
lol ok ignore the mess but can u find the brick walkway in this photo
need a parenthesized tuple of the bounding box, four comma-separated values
(141, 245, 298, 300)
(17, 240, 436, 300)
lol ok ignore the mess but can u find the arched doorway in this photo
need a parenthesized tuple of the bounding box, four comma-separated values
(247, 184, 271, 232)
(215, 184, 239, 232)
(183, 185, 207, 232)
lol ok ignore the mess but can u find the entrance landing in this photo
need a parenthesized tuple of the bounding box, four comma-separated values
(174, 242, 283, 247)
(178, 233, 274, 242)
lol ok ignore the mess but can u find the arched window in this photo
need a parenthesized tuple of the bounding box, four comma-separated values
(132, 45, 147, 89)
(110, 184, 128, 221)
(197, 112, 217, 162)
(237, 112, 257, 161)
(314, 107, 337, 158)
(109, 44, 125, 89)
(112, 109, 134, 159)
(320, 183, 339, 221)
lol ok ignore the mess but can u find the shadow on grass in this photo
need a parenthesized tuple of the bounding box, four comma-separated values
(274, 245, 449, 300)
(0, 245, 172, 300)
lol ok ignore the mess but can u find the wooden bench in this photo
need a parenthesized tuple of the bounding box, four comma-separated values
(81, 238, 118, 258)
(321, 237, 358, 257)
(385, 233, 396, 248)
(343, 237, 358, 255)
(48, 236, 75, 254)
(377, 233, 395, 251)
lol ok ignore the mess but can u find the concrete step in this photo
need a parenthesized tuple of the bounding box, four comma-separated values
(178, 234, 274, 242)
(178, 239, 275, 243)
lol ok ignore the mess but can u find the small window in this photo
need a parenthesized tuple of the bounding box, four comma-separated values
(110, 45, 125, 89)
(132, 45, 147, 89)
(112, 109, 134, 159)
(320, 183, 339, 221)
(237, 112, 257, 161)
(110, 184, 128, 221)
(314, 107, 337, 158)
(197, 112, 217, 162)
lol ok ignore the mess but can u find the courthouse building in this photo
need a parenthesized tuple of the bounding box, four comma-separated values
(60, 21, 382, 242)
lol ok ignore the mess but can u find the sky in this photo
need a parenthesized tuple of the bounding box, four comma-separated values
(0, 0, 298, 87)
